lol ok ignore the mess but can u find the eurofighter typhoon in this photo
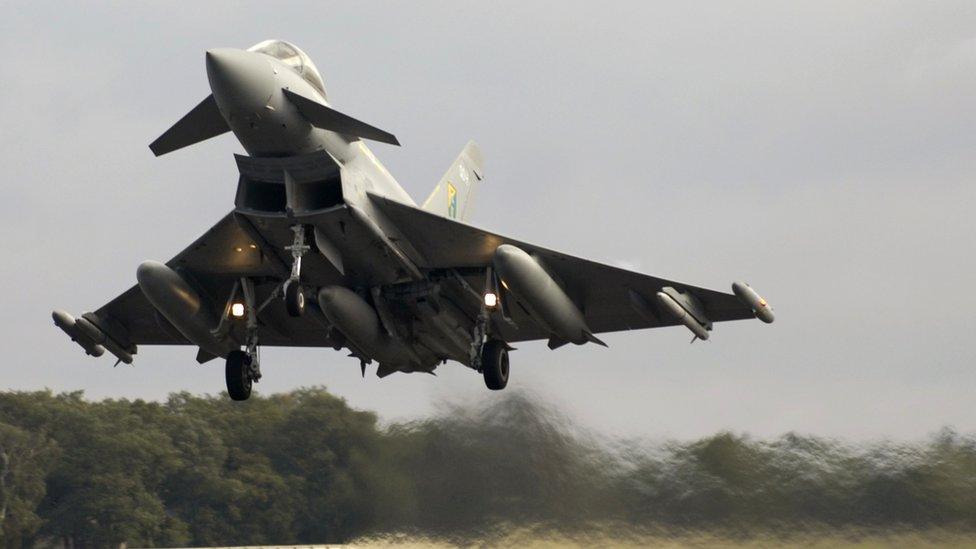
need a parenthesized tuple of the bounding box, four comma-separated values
(53, 40, 775, 400)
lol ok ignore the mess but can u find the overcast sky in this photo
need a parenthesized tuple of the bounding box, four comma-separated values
(2, 1, 975, 440)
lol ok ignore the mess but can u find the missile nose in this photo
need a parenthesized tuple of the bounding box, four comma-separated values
(205, 48, 274, 118)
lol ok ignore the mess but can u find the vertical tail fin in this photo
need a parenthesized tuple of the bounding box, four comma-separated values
(422, 141, 483, 222)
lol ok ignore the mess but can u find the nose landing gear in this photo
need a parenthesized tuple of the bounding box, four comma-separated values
(284, 224, 310, 317)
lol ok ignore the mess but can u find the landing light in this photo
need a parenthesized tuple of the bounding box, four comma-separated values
(484, 292, 498, 309)
(231, 303, 246, 318)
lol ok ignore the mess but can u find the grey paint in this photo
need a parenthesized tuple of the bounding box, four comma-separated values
(74, 316, 133, 364)
(317, 285, 397, 365)
(655, 290, 710, 341)
(136, 261, 230, 357)
(148, 95, 228, 157)
(493, 244, 591, 344)
(51, 311, 104, 358)
(284, 89, 400, 146)
(732, 282, 774, 324)
(421, 141, 484, 222)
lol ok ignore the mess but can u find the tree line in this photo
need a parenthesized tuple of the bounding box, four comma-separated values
(0, 387, 973, 547)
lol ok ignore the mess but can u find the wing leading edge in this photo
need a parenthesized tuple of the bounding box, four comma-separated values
(87, 212, 342, 359)
(368, 192, 761, 343)
(70, 195, 766, 364)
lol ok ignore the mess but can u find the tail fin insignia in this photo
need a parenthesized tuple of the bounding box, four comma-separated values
(422, 141, 483, 223)
(447, 183, 458, 218)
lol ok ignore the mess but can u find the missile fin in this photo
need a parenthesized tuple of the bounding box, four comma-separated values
(547, 336, 568, 350)
(583, 331, 608, 347)
(196, 348, 218, 364)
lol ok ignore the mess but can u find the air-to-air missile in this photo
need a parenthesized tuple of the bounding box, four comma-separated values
(655, 287, 713, 341)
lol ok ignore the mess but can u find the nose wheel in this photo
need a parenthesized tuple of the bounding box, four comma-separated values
(284, 280, 305, 317)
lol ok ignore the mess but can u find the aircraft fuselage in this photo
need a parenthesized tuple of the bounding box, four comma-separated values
(206, 48, 412, 205)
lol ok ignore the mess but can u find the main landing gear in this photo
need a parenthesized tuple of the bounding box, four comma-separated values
(226, 224, 308, 400)
(226, 338, 261, 401)
(481, 339, 509, 390)
(226, 278, 261, 401)
(284, 224, 310, 317)
(225, 350, 255, 401)
(468, 267, 513, 390)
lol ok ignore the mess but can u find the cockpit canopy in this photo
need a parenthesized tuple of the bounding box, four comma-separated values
(248, 39, 327, 98)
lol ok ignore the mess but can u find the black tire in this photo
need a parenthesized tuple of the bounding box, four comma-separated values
(225, 350, 252, 401)
(482, 340, 510, 390)
(285, 281, 305, 317)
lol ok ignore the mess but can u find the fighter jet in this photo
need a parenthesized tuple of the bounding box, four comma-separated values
(53, 40, 775, 401)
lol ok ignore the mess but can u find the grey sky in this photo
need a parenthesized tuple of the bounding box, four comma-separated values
(3, 1, 975, 440)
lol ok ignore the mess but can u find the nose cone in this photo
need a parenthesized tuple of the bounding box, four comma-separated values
(206, 48, 274, 117)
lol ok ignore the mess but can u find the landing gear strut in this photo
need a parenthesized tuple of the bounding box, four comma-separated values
(226, 278, 261, 401)
(284, 224, 309, 317)
(468, 267, 512, 390)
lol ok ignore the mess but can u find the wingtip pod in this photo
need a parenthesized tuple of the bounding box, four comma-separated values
(53, 310, 137, 364)
(52, 310, 105, 358)
(732, 281, 775, 324)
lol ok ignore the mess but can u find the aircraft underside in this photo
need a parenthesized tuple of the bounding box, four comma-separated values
(52, 39, 774, 401)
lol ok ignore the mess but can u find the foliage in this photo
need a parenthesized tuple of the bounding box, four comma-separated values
(0, 387, 972, 547)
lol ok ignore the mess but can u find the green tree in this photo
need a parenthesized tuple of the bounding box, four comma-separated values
(0, 422, 58, 547)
